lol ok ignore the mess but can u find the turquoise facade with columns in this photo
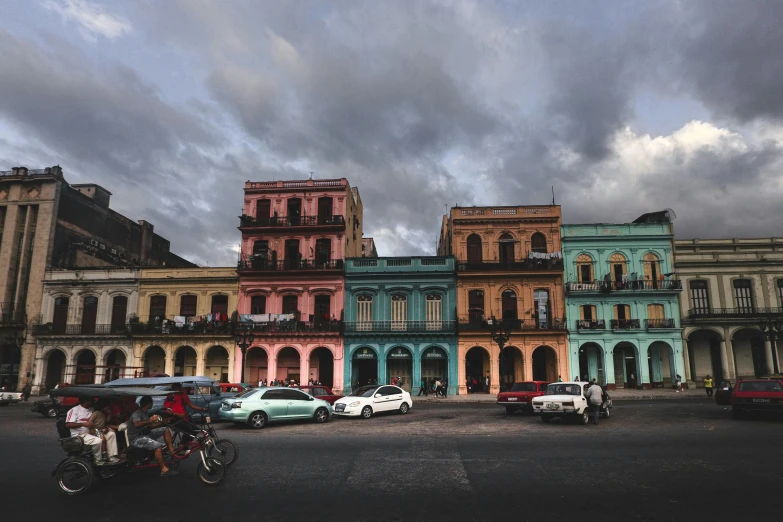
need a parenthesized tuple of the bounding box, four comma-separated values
(562, 214, 685, 389)
(343, 256, 458, 394)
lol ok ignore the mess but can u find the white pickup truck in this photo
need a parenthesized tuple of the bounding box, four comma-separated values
(0, 389, 23, 406)
(532, 382, 612, 424)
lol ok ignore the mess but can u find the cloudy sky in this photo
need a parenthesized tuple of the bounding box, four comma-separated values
(1, 1, 782, 266)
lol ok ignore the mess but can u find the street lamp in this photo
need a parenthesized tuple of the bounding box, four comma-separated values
(233, 325, 255, 384)
(758, 318, 783, 375)
(490, 316, 514, 392)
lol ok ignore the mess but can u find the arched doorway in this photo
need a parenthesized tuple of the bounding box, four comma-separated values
(104, 349, 126, 383)
(687, 329, 724, 381)
(732, 328, 767, 378)
(44, 349, 66, 392)
(613, 342, 639, 388)
(532, 346, 557, 382)
(206, 346, 229, 382)
(648, 341, 676, 388)
(245, 347, 268, 385)
(277, 347, 301, 385)
(352, 347, 378, 387)
(309, 347, 334, 387)
(386, 346, 413, 391)
(465, 346, 490, 393)
(174, 346, 197, 377)
(143, 346, 166, 376)
(74, 350, 96, 384)
(500, 346, 523, 391)
(421, 346, 448, 385)
(578, 343, 603, 383)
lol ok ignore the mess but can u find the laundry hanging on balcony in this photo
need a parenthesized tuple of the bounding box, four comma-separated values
(528, 250, 562, 260)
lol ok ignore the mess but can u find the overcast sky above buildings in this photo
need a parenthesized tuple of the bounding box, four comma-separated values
(1, 1, 782, 266)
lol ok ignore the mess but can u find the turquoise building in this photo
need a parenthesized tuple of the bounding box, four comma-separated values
(561, 212, 685, 389)
(343, 256, 457, 393)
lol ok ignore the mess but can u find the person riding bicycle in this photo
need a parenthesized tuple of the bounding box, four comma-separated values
(163, 383, 208, 439)
(128, 396, 178, 477)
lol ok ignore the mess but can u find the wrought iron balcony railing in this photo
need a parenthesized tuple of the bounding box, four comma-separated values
(458, 258, 563, 272)
(575, 320, 606, 330)
(343, 320, 455, 333)
(610, 319, 641, 330)
(566, 280, 682, 292)
(239, 215, 346, 228)
(687, 307, 783, 319)
(237, 258, 344, 272)
(127, 321, 234, 335)
(457, 318, 565, 332)
(239, 320, 343, 334)
(32, 324, 125, 336)
(645, 318, 677, 329)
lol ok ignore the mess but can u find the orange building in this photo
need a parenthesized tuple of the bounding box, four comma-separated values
(438, 205, 568, 394)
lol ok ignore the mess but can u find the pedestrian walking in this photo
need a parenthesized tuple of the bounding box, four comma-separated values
(418, 378, 427, 396)
(21, 382, 32, 401)
(442, 379, 448, 397)
(435, 379, 443, 398)
(703, 375, 714, 398)
(675, 374, 682, 392)
(585, 381, 604, 425)
(484, 375, 490, 392)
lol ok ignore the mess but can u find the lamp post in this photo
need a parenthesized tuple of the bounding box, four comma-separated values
(490, 316, 514, 392)
(758, 318, 783, 375)
(233, 325, 255, 384)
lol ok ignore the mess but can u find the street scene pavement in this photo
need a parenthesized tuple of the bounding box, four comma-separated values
(1, 397, 781, 521)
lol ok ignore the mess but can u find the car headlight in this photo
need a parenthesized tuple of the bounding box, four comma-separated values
(231, 402, 242, 408)
(348, 401, 361, 407)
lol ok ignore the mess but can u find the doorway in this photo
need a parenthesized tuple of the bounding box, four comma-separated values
(465, 346, 489, 392)
(317, 197, 333, 224)
(309, 347, 334, 387)
(352, 348, 378, 387)
(287, 198, 302, 225)
(532, 346, 557, 382)
(421, 347, 449, 386)
(44, 349, 66, 391)
(386, 347, 413, 391)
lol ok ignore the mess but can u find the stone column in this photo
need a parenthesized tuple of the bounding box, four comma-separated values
(764, 339, 775, 376)
(412, 345, 421, 396)
(489, 350, 499, 394)
(637, 342, 650, 389)
(195, 347, 206, 377)
(603, 344, 615, 389)
(457, 344, 467, 395)
(523, 348, 533, 381)
(165, 355, 175, 379)
(719, 340, 730, 380)
(683, 340, 693, 382)
(267, 347, 278, 382)
(300, 346, 310, 384)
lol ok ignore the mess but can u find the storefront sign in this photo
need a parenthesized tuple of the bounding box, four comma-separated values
(423, 349, 446, 359)
(388, 348, 411, 359)
(353, 348, 377, 360)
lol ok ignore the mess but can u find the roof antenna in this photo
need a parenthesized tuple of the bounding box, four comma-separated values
(551, 186, 556, 205)
(309, 171, 314, 180)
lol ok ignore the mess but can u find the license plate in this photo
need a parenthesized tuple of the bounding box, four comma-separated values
(335, 404, 345, 412)
(753, 398, 771, 403)
(546, 403, 560, 410)
(507, 398, 518, 401)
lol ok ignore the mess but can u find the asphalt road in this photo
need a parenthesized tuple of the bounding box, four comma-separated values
(1, 399, 782, 522)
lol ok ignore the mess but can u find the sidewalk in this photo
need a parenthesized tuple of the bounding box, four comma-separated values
(413, 388, 709, 403)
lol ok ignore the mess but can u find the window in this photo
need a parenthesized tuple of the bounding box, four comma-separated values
(282, 295, 299, 315)
(579, 305, 597, 322)
(149, 295, 167, 320)
(357, 295, 373, 331)
(689, 280, 710, 314)
(534, 289, 549, 328)
(778, 279, 783, 307)
(314, 295, 331, 322)
(110, 295, 128, 333)
(738, 381, 783, 392)
(180, 295, 197, 317)
(733, 279, 754, 313)
(614, 304, 631, 320)
(425, 294, 442, 330)
(647, 304, 665, 328)
(576, 254, 594, 283)
(510, 383, 536, 392)
(284, 239, 301, 269)
(53, 296, 69, 334)
(531, 233, 547, 254)
(609, 253, 627, 282)
(643, 252, 662, 288)
(498, 233, 514, 264)
(253, 240, 269, 256)
(468, 290, 484, 323)
(283, 389, 309, 401)
(315, 238, 331, 265)
(501, 290, 517, 322)
(467, 234, 482, 264)
(211, 294, 228, 315)
(81, 296, 98, 334)
(379, 386, 399, 396)
(287, 198, 302, 225)
(263, 389, 285, 400)
(317, 197, 333, 224)
(255, 199, 270, 225)
(250, 295, 266, 314)
(391, 295, 407, 330)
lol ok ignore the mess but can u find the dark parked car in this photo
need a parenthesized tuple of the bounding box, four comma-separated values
(31, 398, 65, 418)
(716, 379, 783, 418)
(295, 385, 343, 405)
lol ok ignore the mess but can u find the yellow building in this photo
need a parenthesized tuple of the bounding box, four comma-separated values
(130, 267, 239, 383)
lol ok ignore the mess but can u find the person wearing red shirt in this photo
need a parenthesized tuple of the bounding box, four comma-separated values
(163, 383, 208, 419)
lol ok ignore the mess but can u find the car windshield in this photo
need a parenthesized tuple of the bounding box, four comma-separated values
(546, 384, 582, 396)
(510, 383, 536, 392)
(349, 386, 378, 397)
(232, 389, 260, 399)
(738, 381, 783, 392)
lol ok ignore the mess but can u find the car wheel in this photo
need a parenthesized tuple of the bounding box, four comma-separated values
(313, 407, 329, 423)
(248, 411, 267, 429)
(505, 406, 517, 415)
(46, 407, 58, 418)
(399, 402, 409, 415)
(581, 412, 589, 425)
(361, 406, 373, 419)
(541, 413, 551, 423)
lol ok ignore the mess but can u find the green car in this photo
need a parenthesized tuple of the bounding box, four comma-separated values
(218, 387, 332, 429)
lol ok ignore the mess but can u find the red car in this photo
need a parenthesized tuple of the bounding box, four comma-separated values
(716, 379, 783, 418)
(497, 381, 549, 414)
(296, 385, 343, 405)
(218, 383, 250, 394)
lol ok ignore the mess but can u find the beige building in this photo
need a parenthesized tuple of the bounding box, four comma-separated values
(676, 238, 783, 384)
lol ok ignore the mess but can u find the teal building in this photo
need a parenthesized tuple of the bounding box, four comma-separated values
(343, 257, 457, 393)
(561, 212, 685, 389)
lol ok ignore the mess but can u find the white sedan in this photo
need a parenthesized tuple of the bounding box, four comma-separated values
(332, 385, 412, 418)
(0, 390, 23, 406)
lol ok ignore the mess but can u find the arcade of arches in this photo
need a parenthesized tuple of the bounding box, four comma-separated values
(459, 343, 564, 394)
(686, 327, 780, 382)
(573, 340, 681, 389)
(33, 345, 134, 393)
(241, 345, 338, 389)
(345, 345, 452, 394)
(134, 341, 237, 383)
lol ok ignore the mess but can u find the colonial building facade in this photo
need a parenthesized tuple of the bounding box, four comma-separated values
(343, 256, 457, 393)
(562, 212, 685, 390)
(438, 205, 568, 394)
(676, 238, 783, 384)
(235, 178, 364, 393)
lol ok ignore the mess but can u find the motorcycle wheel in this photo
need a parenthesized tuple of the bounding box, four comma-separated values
(56, 457, 93, 495)
(207, 439, 238, 467)
(196, 456, 227, 486)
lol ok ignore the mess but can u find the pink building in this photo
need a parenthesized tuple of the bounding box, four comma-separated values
(235, 178, 363, 393)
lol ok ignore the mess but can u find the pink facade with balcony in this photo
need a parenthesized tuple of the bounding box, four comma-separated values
(234, 178, 363, 393)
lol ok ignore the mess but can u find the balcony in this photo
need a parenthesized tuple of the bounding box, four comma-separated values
(610, 319, 641, 330)
(239, 215, 345, 229)
(237, 257, 344, 272)
(687, 307, 783, 320)
(344, 320, 455, 333)
(457, 258, 563, 272)
(457, 318, 565, 332)
(346, 257, 454, 273)
(645, 318, 677, 329)
(566, 279, 682, 293)
(241, 320, 342, 334)
(575, 320, 606, 331)
(127, 321, 233, 336)
(32, 324, 126, 336)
